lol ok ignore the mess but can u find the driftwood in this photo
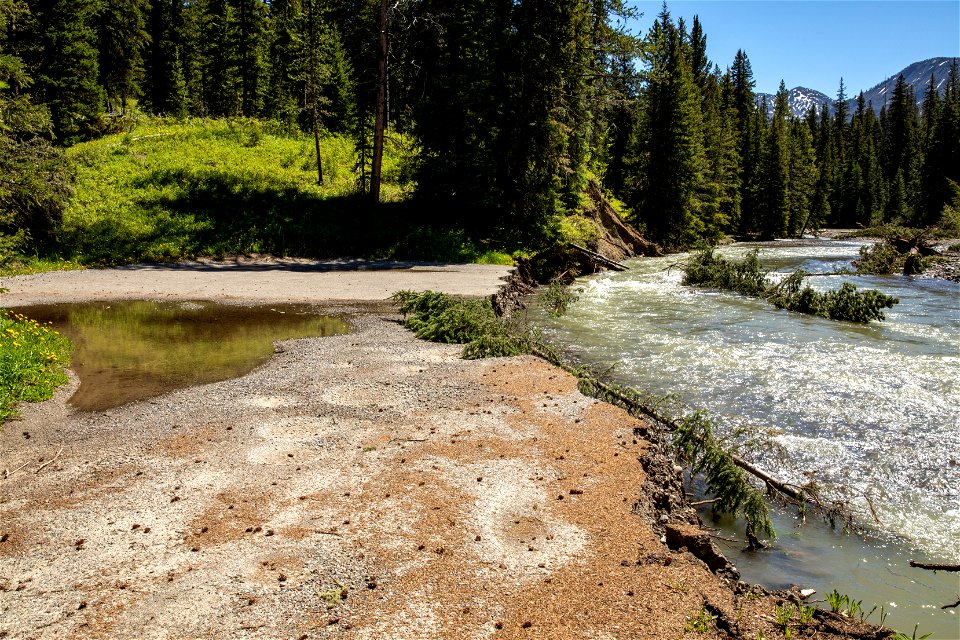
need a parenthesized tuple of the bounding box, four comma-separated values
(569, 243, 628, 271)
(908, 560, 960, 572)
(3, 461, 31, 480)
(35, 447, 64, 474)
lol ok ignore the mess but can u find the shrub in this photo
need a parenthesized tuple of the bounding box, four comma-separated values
(392, 290, 527, 359)
(684, 248, 898, 323)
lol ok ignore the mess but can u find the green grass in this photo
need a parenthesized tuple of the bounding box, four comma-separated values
(60, 118, 404, 263)
(0, 310, 72, 423)
(0, 256, 85, 276)
(46, 117, 514, 266)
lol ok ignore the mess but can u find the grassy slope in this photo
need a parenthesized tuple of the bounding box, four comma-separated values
(59, 118, 427, 264)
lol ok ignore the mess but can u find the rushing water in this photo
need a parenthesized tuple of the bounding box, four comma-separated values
(533, 239, 959, 637)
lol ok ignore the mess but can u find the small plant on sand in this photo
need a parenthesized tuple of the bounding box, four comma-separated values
(684, 606, 717, 633)
(318, 583, 348, 609)
(774, 602, 794, 638)
(796, 604, 816, 626)
(826, 589, 849, 613)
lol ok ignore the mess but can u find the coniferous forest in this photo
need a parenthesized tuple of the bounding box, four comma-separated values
(2, 0, 959, 264)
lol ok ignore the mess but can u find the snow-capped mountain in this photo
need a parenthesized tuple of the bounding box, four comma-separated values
(754, 57, 958, 119)
(853, 57, 957, 112)
(756, 86, 832, 119)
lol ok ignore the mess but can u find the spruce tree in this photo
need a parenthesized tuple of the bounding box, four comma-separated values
(757, 81, 789, 238)
(95, 0, 149, 114)
(631, 5, 705, 247)
(787, 119, 817, 236)
(143, 0, 187, 116)
(29, 0, 105, 142)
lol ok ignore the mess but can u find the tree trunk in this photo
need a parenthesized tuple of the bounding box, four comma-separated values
(306, 0, 322, 185)
(369, 0, 388, 205)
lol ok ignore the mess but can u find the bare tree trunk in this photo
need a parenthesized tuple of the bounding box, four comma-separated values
(306, 0, 323, 185)
(310, 74, 323, 185)
(370, 0, 388, 205)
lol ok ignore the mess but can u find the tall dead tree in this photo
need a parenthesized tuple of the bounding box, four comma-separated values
(305, 0, 323, 185)
(369, 0, 388, 204)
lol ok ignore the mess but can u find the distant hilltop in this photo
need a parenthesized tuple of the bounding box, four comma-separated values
(756, 57, 959, 118)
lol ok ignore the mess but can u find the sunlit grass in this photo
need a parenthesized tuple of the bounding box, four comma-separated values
(0, 311, 72, 423)
(0, 257, 85, 276)
(61, 117, 418, 264)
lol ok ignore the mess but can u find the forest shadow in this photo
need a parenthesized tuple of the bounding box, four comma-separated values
(124, 167, 490, 263)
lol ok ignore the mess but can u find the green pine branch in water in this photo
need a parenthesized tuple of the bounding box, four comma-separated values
(682, 248, 898, 323)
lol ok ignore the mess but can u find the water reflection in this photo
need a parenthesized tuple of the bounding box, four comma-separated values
(19, 300, 349, 410)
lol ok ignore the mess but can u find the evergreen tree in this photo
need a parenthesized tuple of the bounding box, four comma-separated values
(757, 81, 789, 238)
(29, 0, 105, 142)
(264, 0, 302, 128)
(787, 119, 817, 236)
(630, 5, 705, 247)
(0, 0, 71, 251)
(882, 74, 919, 221)
(143, 0, 187, 116)
(95, 0, 149, 114)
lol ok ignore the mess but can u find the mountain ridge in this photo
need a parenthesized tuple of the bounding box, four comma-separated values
(756, 56, 958, 119)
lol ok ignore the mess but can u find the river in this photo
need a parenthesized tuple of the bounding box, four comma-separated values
(532, 238, 959, 638)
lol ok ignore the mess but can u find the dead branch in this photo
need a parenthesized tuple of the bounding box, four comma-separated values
(909, 560, 960, 572)
(3, 461, 31, 480)
(690, 498, 721, 507)
(942, 599, 960, 609)
(35, 447, 64, 474)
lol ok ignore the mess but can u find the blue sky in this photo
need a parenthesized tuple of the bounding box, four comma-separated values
(627, 1, 960, 96)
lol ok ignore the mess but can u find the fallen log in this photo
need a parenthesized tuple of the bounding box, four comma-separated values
(908, 560, 960, 572)
(569, 243, 628, 271)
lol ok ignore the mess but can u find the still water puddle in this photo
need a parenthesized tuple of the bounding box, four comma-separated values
(20, 300, 349, 410)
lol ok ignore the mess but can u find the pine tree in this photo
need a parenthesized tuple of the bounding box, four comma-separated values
(30, 0, 105, 142)
(95, 0, 149, 114)
(264, 0, 302, 129)
(757, 81, 789, 238)
(787, 119, 817, 236)
(143, 0, 187, 116)
(631, 5, 706, 247)
(882, 74, 919, 221)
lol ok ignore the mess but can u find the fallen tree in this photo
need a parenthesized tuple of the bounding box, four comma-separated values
(682, 248, 899, 323)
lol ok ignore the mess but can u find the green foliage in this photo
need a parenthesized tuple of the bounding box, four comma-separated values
(539, 282, 579, 318)
(0, 256, 83, 276)
(683, 247, 768, 297)
(57, 118, 422, 264)
(0, 137, 73, 260)
(392, 291, 527, 360)
(684, 606, 717, 633)
(854, 242, 911, 275)
(826, 589, 849, 613)
(892, 624, 931, 640)
(672, 411, 774, 538)
(774, 602, 794, 639)
(684, 248, 898, 323)
(0, 310, 72, 423)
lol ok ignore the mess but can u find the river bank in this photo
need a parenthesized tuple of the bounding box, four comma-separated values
(0, 262, 889, 639)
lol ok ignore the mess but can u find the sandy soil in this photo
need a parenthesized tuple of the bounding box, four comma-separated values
(0, 263, 880, 639)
